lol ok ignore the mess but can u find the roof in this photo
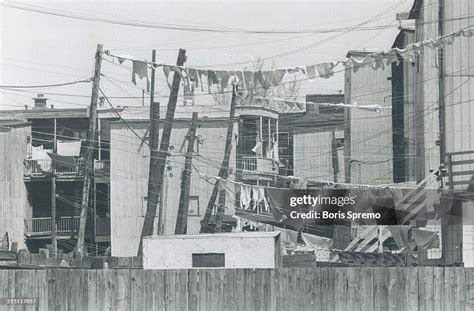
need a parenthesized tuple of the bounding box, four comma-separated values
(143, 232, 280, 240)
(0, 119, 31, 128)
(0, 108, 122, 120)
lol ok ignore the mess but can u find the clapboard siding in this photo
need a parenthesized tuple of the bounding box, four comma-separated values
(110, 119, 237, 256)
(0, 123, 31, 250)
(293, 129, 344, 182)
(0, 268, 471, 311)
(346, 56, 393, 185)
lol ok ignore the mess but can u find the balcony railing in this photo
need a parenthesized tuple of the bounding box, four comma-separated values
(241, 156, 275, 174)
(93, 160, 110, 177)
(95, 218, 110, 235)
(24, 158, 85, 176)
(25, 216, 81, 235)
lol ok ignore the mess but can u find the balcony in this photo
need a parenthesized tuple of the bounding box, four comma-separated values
(25, 216, 81, 236)
(241, 156, 276, 181)
(95, 218, 110, 235)
(24, 158, 85, 176)
(93, 160, 110, 183)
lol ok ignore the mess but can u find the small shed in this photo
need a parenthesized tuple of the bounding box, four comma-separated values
(142, 232, 281, 269)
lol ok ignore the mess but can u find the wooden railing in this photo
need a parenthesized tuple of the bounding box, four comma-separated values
(241, 156, 274, 174)
(445, 150, 474, 189)
(25, 216, 80, 235)
(96, 218, 111, 235)
(24, 158, 86, 176)
(93, 159, 110, 177)
(242, 156, 257, 171)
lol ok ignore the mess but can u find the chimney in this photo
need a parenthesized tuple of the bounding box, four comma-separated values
(32, 94, 48, 109)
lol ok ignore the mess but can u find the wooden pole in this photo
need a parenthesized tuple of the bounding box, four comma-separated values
(201, 85, 237, 232)
(51, 117, 57, 256)
(138, 48, 186, 255)
(175, 112, 199, 234)
(76, 44, 103, 258)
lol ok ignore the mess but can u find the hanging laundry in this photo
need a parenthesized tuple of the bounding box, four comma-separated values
(114, 54, 135, 64)
(272, 69, 286, 86)
(47, 152, 77, 170)
(215, 70, 231, 90)
(273, 227, 298, 244)
(251, 139, 262, 157)
(255, 70, 271, 90)
(56, 140, 81, 157)
(243, 71, 255, 91)
(163, 65, 172, 89)
(411, 228, 440, 250)
(240, 184, 252, 210)
(251, 186, 259, 211)
(263, 71, 275, 86)
(207, 70, 219, 90)
(305, 65, 316, 80)
(267, 187, 304, 230)
(31, 145, 52, 172)
(183, 77, 195, 106)
(370, 54, 385, 71)
(271, 140, 280, 163)
(187, 68, 200, 87)
(301, 232, 333, 249)
(286, 66, 306, 75)
(440, 35, 455, 46)
(131, 60, 150, 92)
(462, 27, 474, 37)
(315, 62, 336, 78)
(197, 69, 208, 91)
(257, 187, 269, 212)
(231, 215, 242, 232)
(384, 50, 400, 66)
(388, 225, 412, 250)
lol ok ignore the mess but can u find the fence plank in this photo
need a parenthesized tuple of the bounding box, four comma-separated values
(130, 269, 144, 311)
(177, 270, 188, 311)
(444, 268, 456, 311)
(335, 268, 347, 311)
(152, 270, 165, 311)
(373, 268, 388, 310)
(359, 267, 374, 311)
(404, 268, 418, 310)
(467, 268, 474, 310)
(433, 267, 443, 311)
(454, 268, 466, 311)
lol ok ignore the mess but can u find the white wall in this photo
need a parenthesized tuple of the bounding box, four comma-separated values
(143, 233, 280, 269)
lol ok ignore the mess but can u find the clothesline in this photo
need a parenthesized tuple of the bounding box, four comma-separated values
(102, 25, 474, 94)
(253, 96, 391, 114)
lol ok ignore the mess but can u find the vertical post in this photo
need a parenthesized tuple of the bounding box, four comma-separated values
(51, 118, 57, 256)
(76, 44, 103, 259)
(201, 85, 238, 232)
(331, 131, 339, 183)
(438, 0, 446, 162)
(142, 90, 145, 106)
(175, 112, 199, 234)
(138, 48, 186, 256)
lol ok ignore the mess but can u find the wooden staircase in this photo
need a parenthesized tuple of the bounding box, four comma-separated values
(331, 170, 443, 262)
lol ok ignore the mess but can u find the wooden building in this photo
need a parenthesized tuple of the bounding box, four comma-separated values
(0, 95, 119, 255)
(0, 120, 31, 250)
(344, 50, 394, 185)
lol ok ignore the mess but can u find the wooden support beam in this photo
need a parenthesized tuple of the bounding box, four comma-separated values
(76, 44, 103, 259)
(138, 48, 186, 255)
(175, 112, 199, 234)
(201, 85, 237, 232)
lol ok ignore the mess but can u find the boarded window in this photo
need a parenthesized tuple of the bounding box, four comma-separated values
(192, 253, 225, 268)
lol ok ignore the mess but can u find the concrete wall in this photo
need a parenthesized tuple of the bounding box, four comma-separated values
(142, 233, 280, 269)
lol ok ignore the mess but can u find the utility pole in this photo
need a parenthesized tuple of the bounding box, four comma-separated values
(175, 112, 199, 234)
(138, 48, 186, 256)
(201, 85, 237, 232)
(51, 119, 57, 256)
(76, 44, 103, 258)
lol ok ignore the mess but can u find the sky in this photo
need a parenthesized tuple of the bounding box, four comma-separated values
(0, 0, 415, 110)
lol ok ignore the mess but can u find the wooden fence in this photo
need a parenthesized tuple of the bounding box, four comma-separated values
(0, 267, 472, 311)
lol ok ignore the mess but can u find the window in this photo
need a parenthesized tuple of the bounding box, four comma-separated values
(192, 253, 225, 268)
